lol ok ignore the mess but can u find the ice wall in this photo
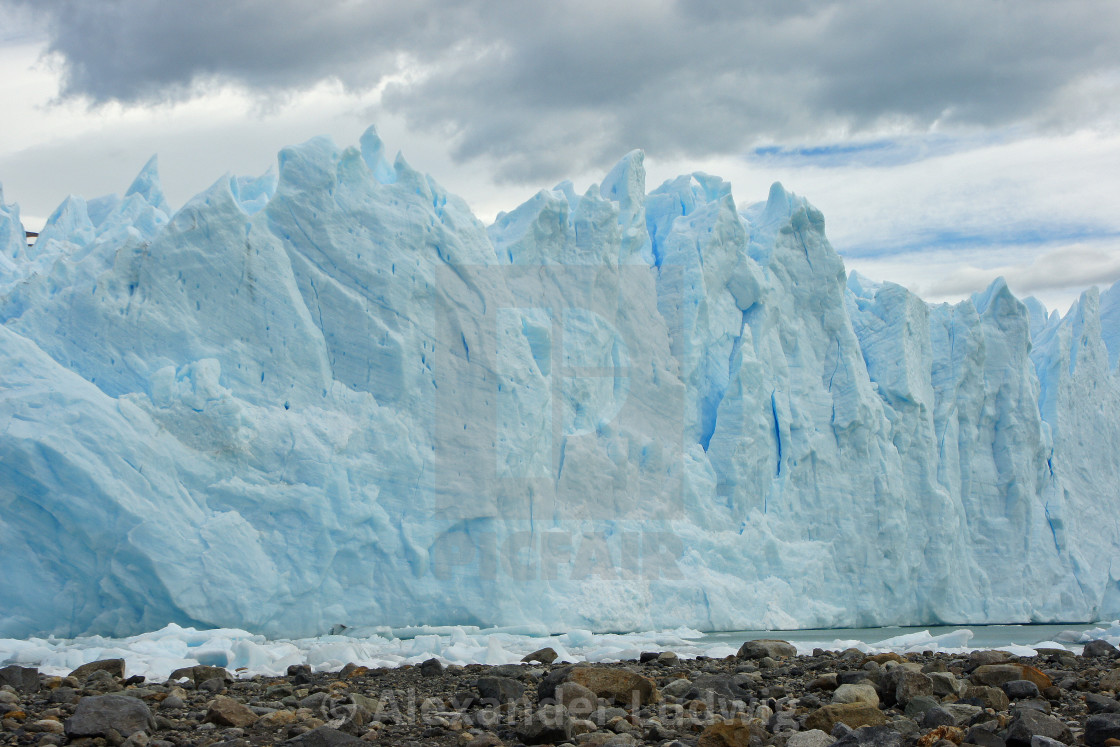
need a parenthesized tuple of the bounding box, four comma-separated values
(2, 128, 1119, 638)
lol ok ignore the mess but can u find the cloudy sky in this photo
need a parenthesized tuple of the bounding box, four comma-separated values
(2, 0, 1119, 311)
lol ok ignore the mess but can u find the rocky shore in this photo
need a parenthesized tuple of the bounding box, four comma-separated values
(5, 638, 1120, 747)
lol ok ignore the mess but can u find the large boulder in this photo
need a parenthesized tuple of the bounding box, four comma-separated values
(1003, 709, 1073, 747)
(555, 681, 597, 718)
(515, 704, 571, 745)
(737, 640, 797, 660)
(476, 676, 525, 704)
(833, 683, 880, 707)
(522, 647, 559, 664)
(1084, 640, 1120, 659)
(64, 694, 155, 738)
(204, 695, 259, 727)
(69, 659, 125, 680)
(0, 665, 39, 693)
(566, 667, 658, 706)
(167, 665, 232, 684)
(1085, 713, 1120, 746)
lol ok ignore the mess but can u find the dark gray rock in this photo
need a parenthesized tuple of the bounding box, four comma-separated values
(83, 668, 123, 692)
(1084, 640, 1120, 659)
(64, 693, 156, 738)
(419, 658, 443, 677)
(536, 665, 574, 701)
(903, 695, 940, 719)
(287, 665, 312, 685)
(838, 671, 871, 685)
(476, 676, 525, 703)
(921, 707, 957, 729)
(833, 724, 902, 747)
(1002, 680, 1041, 700)
(1085, 693, 1120, 715)
(886, 669, 933, 706)
(1012, 699, 1052, 715)
(769, 710, 800, 734)
(0, 665, 39, 693)
(282, 725, 366, 746)
(887, 717, 921, 739)
(49, 687, 78, 704)
(1030, 736, 1067, 747)
(941, 703, 984, 726)
(1085, 713, 1120, 746)
(160, 694, 186, 710)
(964, 726, 1007, 747)
(690, 673, 756, 702)
(515, 704, 571, 745)
(661, 678, 694, 699)
(488, 664, 534, 679)
(1003, 708, 1072, 747)
(299, 692, 330, 710)
(199, 677, 227, 693)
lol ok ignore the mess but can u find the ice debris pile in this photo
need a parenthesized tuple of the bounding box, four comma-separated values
(2, 126, 1120, 639)
(0, 623, 1105, 682)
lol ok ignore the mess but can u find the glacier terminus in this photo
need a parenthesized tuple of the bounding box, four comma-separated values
(2, 127, 1120, 639)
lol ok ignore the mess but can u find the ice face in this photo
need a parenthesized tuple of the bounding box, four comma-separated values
(2, 125, 1119, 639)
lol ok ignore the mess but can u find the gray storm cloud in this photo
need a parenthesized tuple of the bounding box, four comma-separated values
(14, 0, 1120, 181)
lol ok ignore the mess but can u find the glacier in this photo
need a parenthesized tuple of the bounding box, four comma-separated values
(2, 126, 1120, 640)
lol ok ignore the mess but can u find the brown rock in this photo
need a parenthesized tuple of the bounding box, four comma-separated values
(69, 659, 126, 680)
(804, 703, 887, 733)
(259, 709, 298, 728)
(27, 719, 66, 734)
(698, 718, 768, 747)
(737, 640, 797, 660)
(1014, 665, 1052, 691)
(971, 665, 1025, 688)
(522, 647, 559, 665)
(962, 685, 1010, 711)
(916, 726, 965, 747)
(567, 667, 659, 706)
(203, 695, 259, 728)
(166, 665, 232, 684)
(339, 663, 369, 678)
(1101, 670, 1120, 692)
